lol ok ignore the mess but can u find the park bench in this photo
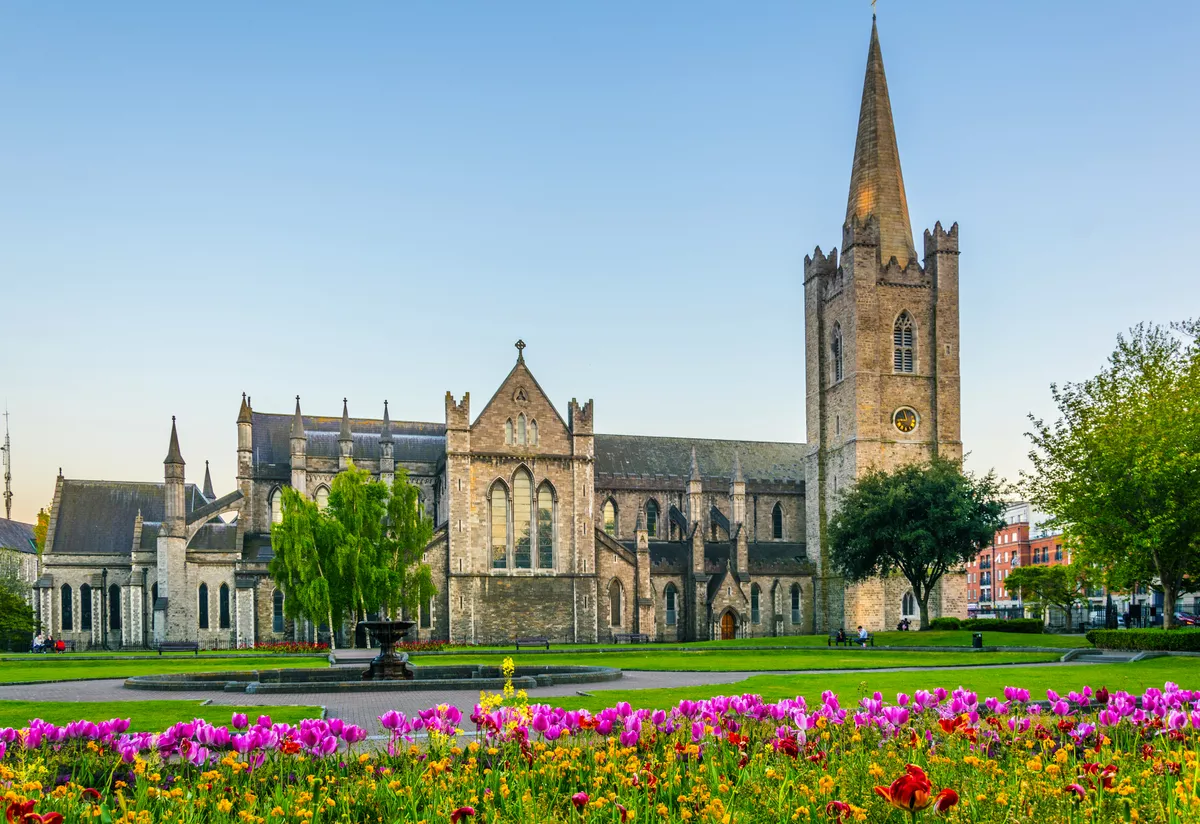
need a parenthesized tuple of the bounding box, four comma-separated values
(515, 636, 549, 651)
(34, 640, 75, 653)
(157, 641, 200, 656)
(828, 631, 874, 647)
(612, 633, 650, 644)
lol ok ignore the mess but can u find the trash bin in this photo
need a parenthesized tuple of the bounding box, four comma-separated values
(972, 633, 983, 649)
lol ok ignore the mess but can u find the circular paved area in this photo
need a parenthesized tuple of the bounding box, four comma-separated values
(0, 660, 1090, 734)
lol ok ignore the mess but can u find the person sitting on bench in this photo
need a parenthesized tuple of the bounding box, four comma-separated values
(835, 627, 846, 644)
(857, 625, 869, 647)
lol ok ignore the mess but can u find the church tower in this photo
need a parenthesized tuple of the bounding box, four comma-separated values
(804, 17, 963, 633)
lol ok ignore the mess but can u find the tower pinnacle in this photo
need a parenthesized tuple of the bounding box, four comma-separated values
(846, 17, 916, 268)
(202, 460, 215, 500)
(164, 416, 185, 466)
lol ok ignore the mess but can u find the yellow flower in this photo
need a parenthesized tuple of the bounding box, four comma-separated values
(217, 800, 234, 814)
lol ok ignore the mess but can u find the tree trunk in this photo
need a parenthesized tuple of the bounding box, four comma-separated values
(1061, 604, 1073, 633)
(1163, 586, 1177, 630)
(917, 592, 931, 631)
(326, 608, 337, 651)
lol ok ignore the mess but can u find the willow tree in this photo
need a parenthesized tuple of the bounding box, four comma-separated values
(325, 463, 389, 627)
(380, 468, 436, 621)
(1025, 320, 1200, 628)
(268, 487, 344, 649)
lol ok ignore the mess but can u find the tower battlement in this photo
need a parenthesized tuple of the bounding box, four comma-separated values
(445, 391, 470, 429)
(568, 398, 593, 435)
(803, 246, 839, 282)
(924, 221, 960, 256)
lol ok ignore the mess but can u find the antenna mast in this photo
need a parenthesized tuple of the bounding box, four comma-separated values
(1, 408, 11, 520)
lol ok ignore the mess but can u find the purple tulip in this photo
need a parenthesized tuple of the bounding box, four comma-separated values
(231, 713, 249, 730)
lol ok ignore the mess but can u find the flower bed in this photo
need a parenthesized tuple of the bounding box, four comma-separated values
(1, 682, 1198, 822)
(243, 642, 330, 654)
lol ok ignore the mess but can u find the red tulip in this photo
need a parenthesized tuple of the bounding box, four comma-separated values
(449, 807, 475, 823)
(6, 801, 35, 824)
(616, 803, 629, 822)
(80, 789, 101, 803)
(1065, 784, 1086, 801)
(571, 792, 589, 810)
(874, 764, 933, 812)
(825, 800, 851, 821)
(932, 789, 959, 814)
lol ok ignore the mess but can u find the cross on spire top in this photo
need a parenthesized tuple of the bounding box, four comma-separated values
(515, 339, 526, 362)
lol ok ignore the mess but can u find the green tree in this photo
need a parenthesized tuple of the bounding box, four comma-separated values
(0, 586, 35, 651)
(268, 487, 344, 650)
(1025, 320, 1200, 629)
(33, 507, 50, 554)
(379, 468, 436, 620)
(326, 464, 389, 625)
(827, 456, 1007, 630)
(1004, 561, 1092, 632)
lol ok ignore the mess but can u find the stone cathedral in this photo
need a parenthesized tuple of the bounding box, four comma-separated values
(34, 18, 965, 648)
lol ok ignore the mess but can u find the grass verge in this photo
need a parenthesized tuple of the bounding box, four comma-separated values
(0, 656, 328, 684)
(0, 700, 321, 731)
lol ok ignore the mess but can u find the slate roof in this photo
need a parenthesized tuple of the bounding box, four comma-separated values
(251, 412, 445, 466)
(0, 518, 36, 554)
(49, 480, 207, 555)
(188, 522, 239, 552)
(594, 435, 806, 484)
(642, 540, 811, 576)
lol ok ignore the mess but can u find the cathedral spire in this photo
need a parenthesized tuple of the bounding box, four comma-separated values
(237, 392, 252, 425)
(339, 398, 352, 442)
(290, 396, 305, 440)
(845, 17, 916, 268)
(380, 400, 392, 443)
(164, 416, 185, 466)
(202, 460, 215, 500)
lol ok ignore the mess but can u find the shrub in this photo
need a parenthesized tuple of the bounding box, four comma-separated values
(959, 618, 1043, 634)
(1085, 628, 1200, 652)
(928, 617, 961, 631)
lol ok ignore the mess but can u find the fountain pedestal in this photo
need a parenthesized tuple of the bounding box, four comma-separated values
(357, 620, 417, 680)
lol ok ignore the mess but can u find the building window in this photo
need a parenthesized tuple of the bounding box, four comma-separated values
(517, 414, 527, 446)
(419, 597, 431, 629)
(198, 583, 209, 630)
(513, 469, 533, 569)
(80, 583, 92, 631)
(902, 591, 916, 617)
(751, 584, 761, 624)
(1055, 545, 1063, 561)
(315, 486, 329, 511)
(537, 483, 555, 569)
(505, 419, 513, 445)
(272, 590, 285, 633)
(269, 488, 283, 524)
(602, 499, 617, 537)
(608, 579, 622, 627)
(219, 583, 231, 630)
(893, 312, 915, 373)
(108, 585, 121, 631)
(490, 482, 509, 569)
(790, 584, 801, 624)
(61, 585, 73, 631)
(645, 500, 659, 538)
(665, 584, 677, 627)
(530, 419, 538, 446)
(772, 503, 784, 540)
(831, 322, 844, 383)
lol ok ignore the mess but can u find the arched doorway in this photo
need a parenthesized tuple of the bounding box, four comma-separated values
(720, 610, 737, 641)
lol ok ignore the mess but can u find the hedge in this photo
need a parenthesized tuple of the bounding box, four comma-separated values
(1085, 628, 1200, 652)
(928, 617, 961, 631)
(959, 618, 1044, 634)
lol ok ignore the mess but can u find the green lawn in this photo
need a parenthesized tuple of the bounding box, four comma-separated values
(0, 656, 329, 684)
(557, 657, 1199, 714)
(0, 700, 321, 731)
(413, 649, 1063, 672)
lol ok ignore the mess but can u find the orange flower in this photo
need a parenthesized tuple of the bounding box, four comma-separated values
(874, 764, 933, 812)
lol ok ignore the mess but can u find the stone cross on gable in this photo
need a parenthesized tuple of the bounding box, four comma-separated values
(515, 339, 526, 362)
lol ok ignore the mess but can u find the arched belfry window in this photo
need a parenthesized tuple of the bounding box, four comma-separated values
(602, 499, 617, 537)
(831, 323, 844, 383)
(893, 312, 915, 373)
(772, 503, 784, 540)
(645, 500, 659, 539)
(490, 481, 509, 569)
(513, 468, 533, 569)
(537, 482, 555, 569)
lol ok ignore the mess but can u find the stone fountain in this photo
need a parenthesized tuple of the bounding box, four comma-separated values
(357, 619, 417, 680)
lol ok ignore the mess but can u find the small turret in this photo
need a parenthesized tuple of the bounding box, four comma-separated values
(338, 398, 353, 471)
(379, 400, 395, 486)
(202, 460, 215, 501)
(163, 417, 186, 539)
(164, 416, 185, 468)
(290, 397, 308, 497)
(237, 393, 252, 425)
(730, 451, 749, 580)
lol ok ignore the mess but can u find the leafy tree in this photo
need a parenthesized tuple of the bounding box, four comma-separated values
(828, 456, 1007, 630)
(326, 464, 389, 625)
(0, 553, 27, 601)
(33, 507, 50, 554)
(0, 586, 35, 651)
(379, 468, 436, 620)
(269, 487, 344, 650)
(1005, 561, 1092, 632)
(1025, 320, 1200, 629)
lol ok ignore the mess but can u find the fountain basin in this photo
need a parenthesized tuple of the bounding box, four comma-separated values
(124, 663, 622, 694)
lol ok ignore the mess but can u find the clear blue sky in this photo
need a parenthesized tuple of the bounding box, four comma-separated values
(3, 1, 1198, 523)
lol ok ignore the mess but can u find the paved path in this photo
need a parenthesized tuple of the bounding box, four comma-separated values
(0, 659, 1093, 733)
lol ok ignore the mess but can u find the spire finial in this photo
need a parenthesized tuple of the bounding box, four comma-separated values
(515, 339, 526, 363)
(237, 392, 252, 424)
(203, 459, 214, 500)
(635, 505, 645, 533)
(380, 400, 393, 443)
(164, 416, 185, 466)
(291, 396, 305, 439)
(339, 398, 352, 441)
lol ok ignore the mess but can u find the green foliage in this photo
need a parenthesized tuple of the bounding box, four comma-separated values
(0, 586, 36, 650)
(827, 455, 1007, 629)
(1085, 628, 1200, 652)
(269, 463, 436, 644)
(928, 617, 961, 631)
(1025, 319, 1200, 628)
(1004, 563, 1093, 631)
(959, 618, 1043, 634)
(33, 507, 50, 554)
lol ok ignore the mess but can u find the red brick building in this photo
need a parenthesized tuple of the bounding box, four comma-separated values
(966, 502, 1033, 618)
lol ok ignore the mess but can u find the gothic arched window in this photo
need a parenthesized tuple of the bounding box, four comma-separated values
(517, 414, 527, 446)
(80, 583, 92, 631)
(419, 597, 432, 629)
(219, 583, 231, 629)
(772, 503, 784, 540)
(645, 500, 660, 539)
(608, 579, 623, 627)
(198, 583, 209, 630)
(513, 469, 533, 569)
(314, 485, 330, 511)
(665, 583, 677, 627)
(108, 585, 121, 631)
(831, 322, 844, 383)
(272, 589, 285, 633)
(751, 584, 761, 624)
(893, 311, 915, 373)
(61, 584, 73, 631)
(505, 419, 513, 445)
(902, 590, 916, 617)
(602, 499, 617, 537)
(490, 482, 509, 569)
(537, 482, 555, 569)
(530, 419, 538, 446)
(790, 583, 801, 624)
(269, 488, 283, 524)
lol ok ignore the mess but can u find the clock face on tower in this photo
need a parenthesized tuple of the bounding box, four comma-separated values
(893, 407, 919, 434)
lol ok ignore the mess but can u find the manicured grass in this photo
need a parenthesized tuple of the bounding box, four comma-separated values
(413, 649, 1062, 671)
(0, 700, 321, 731)
(0, 656, 329, 684)
(559, 657, 1200, 713)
